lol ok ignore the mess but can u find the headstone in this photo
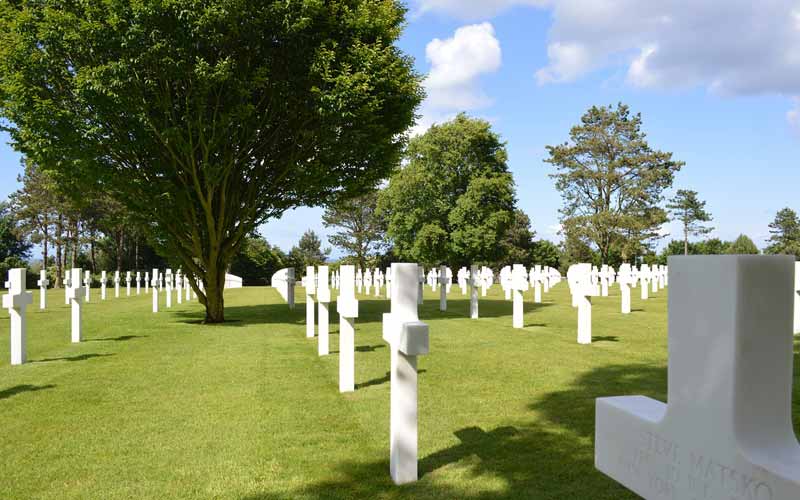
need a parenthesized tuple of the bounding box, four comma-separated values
(599, 265, 612, 297)
(83, 270, 91, 302)
(136, 271, 141, 295)
(439, 265, 448, 312)
(337, 265, 359, 393)
(125, 271, 132, 297)
(365, 268, 373, 295)
(145, 271, 150, 294)
(639, 264, 650, 300)
(101, 271, 108, 300)
(651, 265, 659, 293)
(114, 270, 120, 298)
(417, 266, 424, 305)
(617, 263, 634, 314)
(596, 255, 800, 499)
(385, 267, 392, 299)
(317, 266, 331, 356)
(543, 266, 551, 293)
(568, 263, 600, 344)
(356, 268, 363, 294)
(530, 265, 543, 303)
(3, 268, 32, 364)
(374, 269, 382, 297)
(36, 269, 49, 310)
(306, 266, 316, 338)
(185, 275, 191, 302)
(151, 269, 160, 313)
(165, 269, 173, 308)
(470, 265, 479, 319)
(500, 265, 512, 300)
(480, 266, 492, 297)
(67, 268, 85, 343)
(512, 264, 529, 328)
(175, 271, 183, 304)
(64, 272, 71, 305)
(457, 267, 468, 295)
(382, 263, 430, 485)
(795, 262, 800, 335)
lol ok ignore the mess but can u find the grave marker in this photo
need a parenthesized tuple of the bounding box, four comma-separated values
(470, 265, 479, 319)
(512, 264, 529, 328)
(306, 266, 316, 338)
(151, 269, 160, 313)
(439, 265, 448, 312)
(165, 269, 173, 308)
(596, 255, 800, 499)
(317, 266, 331, 356)
(795, 262, 800, 335)
(114, 270, 120, 298)
(83, 270, 91, 302)
(67, 268, 85, 343)
(382, 263, 429, 485)
(3, 268, 33, 364)
(36, 269, 49, 310)
(568, 263, 600, 344)
(125, 271, 131, 297)
(337, 265, 359, 393)
(101, 271, 108, 300)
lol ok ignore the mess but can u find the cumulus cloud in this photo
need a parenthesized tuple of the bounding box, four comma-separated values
(788, 97, 800, 131)
(414, 0, 546, 20)
(412, 23, 502, 135)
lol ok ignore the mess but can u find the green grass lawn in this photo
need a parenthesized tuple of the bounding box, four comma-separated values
(0, 282, 798, 499)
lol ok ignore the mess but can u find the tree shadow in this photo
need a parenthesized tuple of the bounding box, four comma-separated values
(85, 335, 148, 342)
(0, 384, 56, 401)
(30, 353, 115, 363)
(591, 336, 619, 343)
(355, 369, 427, 390)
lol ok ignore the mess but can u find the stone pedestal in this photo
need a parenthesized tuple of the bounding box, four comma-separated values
(470, 265, 479, 319)
(36, 269, 49, 310)
(382, 263, 429, 485)
(337, 265, 359, 393)
(596, 255, 800, 499)
(67, 268, 85, 343)
(306, 266, 316, 338)
(3, 268, 33, 365)
(317, 266, 330, 356)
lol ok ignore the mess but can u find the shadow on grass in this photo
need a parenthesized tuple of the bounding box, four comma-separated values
(85, 335, 148, 342)
(355, 369, 427, 390)
(591, 336, 619, 343)
(31, 353, 115, 363)
(330, 345, 385, 355)
(242, 363, 668, 499)
(0, 384, 56, 401)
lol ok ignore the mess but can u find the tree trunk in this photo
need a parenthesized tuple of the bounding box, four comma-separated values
(115, 229, 124, 272)
(202, 262, 226, 323)
(684, 226, 689, 255)
(55, 215, 62, 288)
(135, 237, 139, 272)
(71, 219, 79, 267)
(90, 229, 97, 273)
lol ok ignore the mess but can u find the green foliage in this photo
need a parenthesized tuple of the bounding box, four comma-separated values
(497, 210, 537, 267)
(287, 230, 330, 269)
(322, 192, 385, 270)
(0, 202, 31, 263)
(531, 240, 561, 269)
(666, 189, 713, 255)
(765, 208, 800, 258)
(725, 234, 759, 255)
(546, 103, 683, 262)
(379, 114, 516, 266)
(0, 0, 422, 321)
(229, 235, 286, 286)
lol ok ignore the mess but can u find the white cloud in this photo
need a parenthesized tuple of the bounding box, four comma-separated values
(414, 0, 546, 20)
(412, 23, 502, 135)
(787, 97, 800, 130)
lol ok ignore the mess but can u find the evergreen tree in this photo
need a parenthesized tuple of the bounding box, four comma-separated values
(765, 208, 800, 258)
(666, 189, 713, 255)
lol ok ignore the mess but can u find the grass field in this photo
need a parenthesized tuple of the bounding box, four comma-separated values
(0, 282, 798, 499)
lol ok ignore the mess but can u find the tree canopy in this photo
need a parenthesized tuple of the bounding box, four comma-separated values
(726, 234, 759, 255)
(666, 189, 713, 255)
(288, 230, 330, 269)
(546, 104, 683, 263)
(322, 192, 385, 269)
(765, 207, 800, 258)
(378, 114, 516, 267)
(0, 0, 422, 321)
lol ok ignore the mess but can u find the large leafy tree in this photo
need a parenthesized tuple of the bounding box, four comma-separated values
(0, 0, 422, 322)
(765, 208, 800, 258)
(666, 189, 713, 255)
(322, 192, 385, 269)
(726, 234, 759, 255)
(379, 114, 515, 267)
(546, 104, 683, 263)
(229, 235, 286, 286)
(288, 230, 330, 269)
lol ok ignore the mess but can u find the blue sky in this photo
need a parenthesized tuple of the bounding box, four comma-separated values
(2, 0, 799, 257)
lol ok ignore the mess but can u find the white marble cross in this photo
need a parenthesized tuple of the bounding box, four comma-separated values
(417, 266, 425, 305)
(125, 271, 132, 297)
(337, 265, 359, 393)
(145, 271, 150, 294)
(617, 264, 634, 314)
(639, 264, 650, 300)
(151, 269, 160, 313)
(101, 271, 108, 300)
(599, 265, 614, 297)
(3, 268, 33, 364)
(512, 264, 529, 328)
(457, 267, 468, 296)
(114, 270, 121, 298)
(136, 271, 141, 295)
(287, 268, 296, 310)
(543, 266, 551, 293)
(63, 272, 71, 305)
(67, 268, 85, 343)
(306, 266, 316, 338)
(356, 268, 363, 294)
(364, 268, 373, 295)
(470, 265, 479, 319)
(439, 265, 448, 312)
(385, 267, 392, 299)
(175, 271, 183, 304)
(83, 270, 91, 302)
(382, 263, 429, 485)
(480, 267, 492, 297)
(568, 263, 600, 344)
(596, 255, 800, 499)
(165, 269, 173, 308)
(36, 269, 49, 310)
(500, 265, 512, 300)
(530, 265, 543, 303)
(317, 266, 331, 356)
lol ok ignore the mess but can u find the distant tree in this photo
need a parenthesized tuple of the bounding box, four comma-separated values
(322, 192, 385, 270)
(726, 234, 759, 255)
(765, 208, 800, 258)
(497, 209, 536, 267)
(379, 114, 516, 266)
(9, 161, 57, 271)
(0, 0, 422, 322)
(667, 189, 713, 255)
(531, 240, 561, 269)
(695, 238, 729, 255)
(546, 104, 683, 263)
(288, 231, 331, 269)
(0, 202, 32, 280)
(229, 236, 286, 286)
(560, 232, 597, 270)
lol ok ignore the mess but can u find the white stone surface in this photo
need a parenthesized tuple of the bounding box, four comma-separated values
(114, 270, 120, 298)
(568, 263, 600, 344)
(165, 269, 173, 308)
(317, 266, 331, 356)
(145, 271, 150, 294)
(67, 268, 85, 343)
(470, 265, 479, 319)
(136, 271, 141, 295)
(84, 270, 91, 302)
(64, 272, 71, 305)
(382, 263, 429, 485)
(36, 269, 49, 310)
(151, 269, 160, 313)
(530, 265, 543, 303)
(617, 264, 634, 314)
(457, 267, 468, 295)
(224, 273, 243, 289)
(356, 268, 363, 294)
(639, 264, 650, 300)
(306, 266, 316, 338)
(512, 264, 529, 328)
(596, 255, 800, 499)
(439, 265, 448, 312)
(417, 266, 424, 305)
(795, 262, 800, 335)
(3, 268, 32, 365)
(101, 271, 108, 300)
(337, 265, 359, 393)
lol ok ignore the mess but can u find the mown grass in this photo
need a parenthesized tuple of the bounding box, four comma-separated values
(0, 282, 797, 499)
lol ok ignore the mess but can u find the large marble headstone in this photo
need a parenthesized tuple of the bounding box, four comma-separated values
(3, 268, 33, 365)
(114, 270, 121, 298)
(337, 265, 359, 393)
(596, 256, 800, 499)
(382, 263, 429, 485)
(439, 265, 448, 312)
(617, 263, 634, 314)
